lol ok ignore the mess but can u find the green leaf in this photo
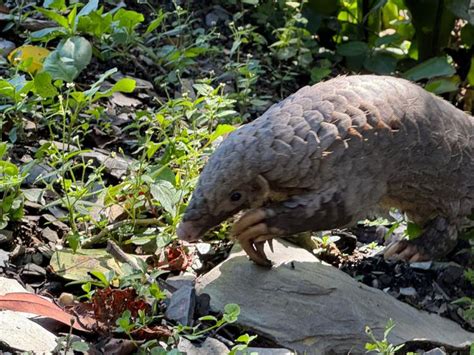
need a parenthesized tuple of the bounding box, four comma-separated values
(0, 143, 7, 159)
(113, 8, 144, 31)
(337, 41, 369, 57)
(43, 36, 92, 82)
(363, 53, 397, 74)
(67, 5, 77, 29)
(223, 303, 240, 323)
(43, 0, 66, 10)
(310, 67, 332, 84)
(145, 11, 165, 34)
(34, 72, 58, 98)
(406, 221, 422, 239)
(375, 33, 401, 47)
(150, 180, 179, 217)
(30, 27, 68, 42)
(461, 24, 474, 46)
(467, 57, 474, 86)
(0, 161, 19, 176)
(402, 57, 455, 81)
(425, 76, 460, 94)
(112, 78, 136, 93)
(37, 7, 69, 29)
(0, 80, 15, 98)
(209, 124, 236, 142)
(91, 77, 136, 101)
(90, 270, 110, 287)
(243, 0, 259, 4)
(77, 0, 99, 19)
(199, 315, 218, 322)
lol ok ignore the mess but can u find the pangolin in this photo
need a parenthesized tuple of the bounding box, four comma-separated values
(177, 75, 474, 266)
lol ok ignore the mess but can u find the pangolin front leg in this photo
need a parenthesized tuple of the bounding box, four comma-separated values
(231, 209, 282, 267)
(232, 191, 352, 266)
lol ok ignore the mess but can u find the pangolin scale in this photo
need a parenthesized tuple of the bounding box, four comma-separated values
(177, 75, 474, 266)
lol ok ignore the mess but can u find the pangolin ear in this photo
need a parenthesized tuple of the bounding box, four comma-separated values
(250, 174, 270, 207)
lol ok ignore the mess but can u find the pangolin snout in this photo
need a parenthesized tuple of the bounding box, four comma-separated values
(176, 221, 203, 242)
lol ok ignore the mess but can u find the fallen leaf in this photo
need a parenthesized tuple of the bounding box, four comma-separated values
(8, 45, 50, 73)
(0, 292, 90, 332)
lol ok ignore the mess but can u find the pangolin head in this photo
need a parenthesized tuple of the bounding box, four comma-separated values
(176, 126, 271, 242)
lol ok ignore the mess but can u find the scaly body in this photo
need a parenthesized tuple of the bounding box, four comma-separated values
(177, 75, 474, 266)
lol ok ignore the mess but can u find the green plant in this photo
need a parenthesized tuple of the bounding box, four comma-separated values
(451, 269, 474, 322)
(176, 303, 241, 340)
(229, 333, 258, 355)
(365, 319, 404, 354)
(0, 143, 24, 228)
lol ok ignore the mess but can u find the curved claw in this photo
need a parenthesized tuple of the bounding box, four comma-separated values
(384, 241, 428, 262)
(231, 209, 283, 266)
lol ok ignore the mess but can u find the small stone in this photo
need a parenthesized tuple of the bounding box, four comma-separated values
(238, 348, 293, 355)
(0, 277, 28, 294)
(196, 243, 212, 255)
(58, 292, 75, 306)
(31, 252, 43, 265)
(423, 347, 447, 355)
(111, 92, 141, 107)
(0, 249, 10, 267)
(165, 285, 196, 326)
(399, 287, 417, 297)
(0, 39, 15, 57)
(409, 261, 432, 270)
(178, 337, 229, 355)
(41, 214, 69, 231)
(195, 293, 211, 317)
(0, 230, 13, 244)
(205, 6, 230, 27)
(41, 227, 58, 243)
(22, 263, 46, 276)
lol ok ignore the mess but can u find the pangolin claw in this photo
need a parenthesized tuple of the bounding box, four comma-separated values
(232, 208, 280, 266)
(384, 240, 428, 262)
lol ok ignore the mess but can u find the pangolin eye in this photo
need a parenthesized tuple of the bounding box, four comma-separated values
(230, 192, 242, 202)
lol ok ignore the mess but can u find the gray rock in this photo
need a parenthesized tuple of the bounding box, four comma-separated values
(0, 230, 13, 244)
(0, 277, 58, 352)
(178, 337, 229, 355)
(167, 273, 196, 290)
(423, 347, 447, 355)
(23, 263, 46, 276)
(165, 285, 196, 326)
(80, 149, 136, 179)
(399, 287, 417, 296)
(41, 227, 58, 242)
(196, 240, 474, 354)
(237, 347, 293, 355)
(0, 39, 15, 57)
(410, 261, 432, 270)
(0, 249, 9, 267)
(0, 277, 27, 295)
(0, 311, 58, 353)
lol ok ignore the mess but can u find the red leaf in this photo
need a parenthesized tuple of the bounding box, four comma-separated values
(0, 292, 90, 332)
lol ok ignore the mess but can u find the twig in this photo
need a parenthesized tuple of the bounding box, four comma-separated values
(81, 218, 161, 248)
(106, 240, 141, 271)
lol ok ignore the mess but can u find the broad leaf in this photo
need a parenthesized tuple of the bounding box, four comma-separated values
(43, 36, 92, 82)
(403, 57, 455, 81)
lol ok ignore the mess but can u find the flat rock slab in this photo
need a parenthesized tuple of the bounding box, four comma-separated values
(0, 277, 58, 353)
(196, 240, 474, 354)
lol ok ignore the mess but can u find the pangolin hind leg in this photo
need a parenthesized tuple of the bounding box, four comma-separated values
(384, 216, 458, 262)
